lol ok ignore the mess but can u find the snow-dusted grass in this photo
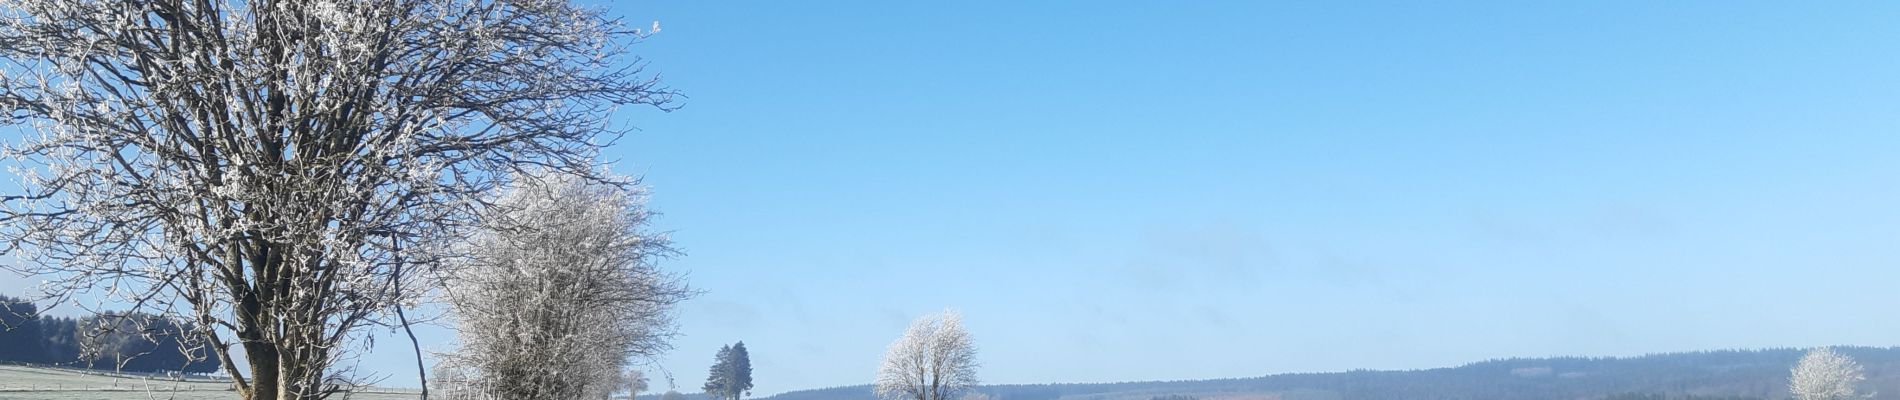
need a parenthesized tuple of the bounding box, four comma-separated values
(0, 365, 420, 399)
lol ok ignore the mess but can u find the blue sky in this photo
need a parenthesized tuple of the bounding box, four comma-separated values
(581, 0, 1900, 395)
(8, 0, 1900, 396)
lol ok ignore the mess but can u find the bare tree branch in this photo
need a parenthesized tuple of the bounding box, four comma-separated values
(0, 0, 676, 399)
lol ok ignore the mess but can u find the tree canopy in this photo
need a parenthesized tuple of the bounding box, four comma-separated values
(1791, 347, 1868, 400)
(0, 0, 674, 398)
(705, 342, 756, 400)
(875, 310, 979, 400)
(437, 174, 689, 400)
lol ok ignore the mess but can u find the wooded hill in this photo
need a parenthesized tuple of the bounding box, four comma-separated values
(0, 294, 219, 374)
(765, 347, 1900, 400)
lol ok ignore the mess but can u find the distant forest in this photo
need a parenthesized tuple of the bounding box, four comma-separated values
(0, 293, 219, 373)
(764, 347, 1900, 400)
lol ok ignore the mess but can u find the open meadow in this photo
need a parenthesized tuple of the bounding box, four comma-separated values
(0, 366, 419, 400)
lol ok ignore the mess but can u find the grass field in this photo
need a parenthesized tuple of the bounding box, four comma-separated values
(0, 365, 420, 400)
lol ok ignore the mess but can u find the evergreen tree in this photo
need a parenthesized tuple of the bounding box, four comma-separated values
(0, 293, 214, 372)
(73, 312, 219, 373)
(38, 315, 80, 365)
(705, 344, 733, 399)
(0, 295, 42, 363)
(704, 342, 755, 400)
(729, 342, 754, 400)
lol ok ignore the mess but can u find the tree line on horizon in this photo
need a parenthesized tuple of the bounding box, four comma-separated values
(762, 347, 1900, 400)
(0, 294, 218, 374)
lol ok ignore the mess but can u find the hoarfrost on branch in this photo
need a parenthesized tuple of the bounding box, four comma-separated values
(0, 0, 676, 398)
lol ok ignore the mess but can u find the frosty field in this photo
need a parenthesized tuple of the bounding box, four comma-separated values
(0, 365, 419, 400)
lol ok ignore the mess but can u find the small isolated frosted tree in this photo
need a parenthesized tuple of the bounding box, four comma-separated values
(440, 173, 691, 400)
(621, 369, 650, 400)
(875, 310, 979, 400)
(1790, 347, 1869, 400)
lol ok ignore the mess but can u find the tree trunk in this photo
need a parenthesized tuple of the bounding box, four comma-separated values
(244, 342, 280, 400)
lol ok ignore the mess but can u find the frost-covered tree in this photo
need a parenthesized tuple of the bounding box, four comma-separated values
(0, 0, 674, 398)
(875, 310, 979, 400)
(1790, 347, 1869, 400)
(440, 174, 690, 400)
(621, 369, 650, 400)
